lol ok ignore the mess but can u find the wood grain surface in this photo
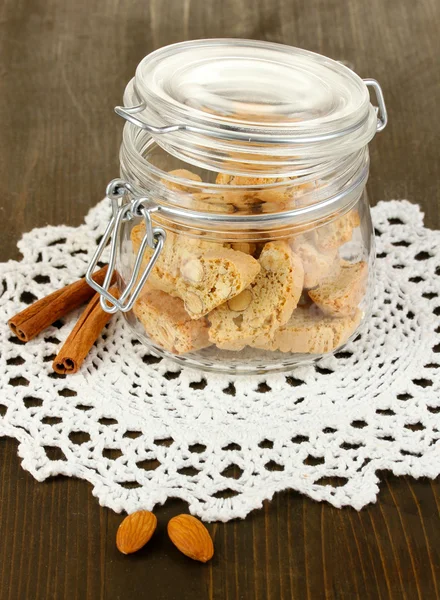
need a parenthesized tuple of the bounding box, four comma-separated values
(0, 0, 439, 598)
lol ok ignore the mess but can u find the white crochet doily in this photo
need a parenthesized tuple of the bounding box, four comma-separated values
(1, 199, 439, 521)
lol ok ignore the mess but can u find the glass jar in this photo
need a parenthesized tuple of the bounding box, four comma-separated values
(86, 39, 387, 374)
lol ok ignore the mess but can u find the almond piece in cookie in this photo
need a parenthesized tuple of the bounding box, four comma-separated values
(308, 261, 368, 317)
(227, 289, 253, 312)
(257, 306, 362, 354)
(208, 241, 304, 350)
(133, 290, 211, 355)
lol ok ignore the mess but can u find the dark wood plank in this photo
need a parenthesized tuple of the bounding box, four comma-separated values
(0, 0, 439, 598)
(1, 460, 439, 600)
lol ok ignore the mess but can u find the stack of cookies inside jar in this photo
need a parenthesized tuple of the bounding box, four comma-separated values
(130, 167, 369, 362)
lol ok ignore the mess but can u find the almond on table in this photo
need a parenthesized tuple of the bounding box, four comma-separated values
(167, 514, 214, 563)
(116, 511, 157, 554)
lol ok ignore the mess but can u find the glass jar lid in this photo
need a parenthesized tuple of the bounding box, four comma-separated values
(120, 39, 385, 176)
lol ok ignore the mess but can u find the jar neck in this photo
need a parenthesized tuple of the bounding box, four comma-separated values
(120, 124, 368, 228)
(121, 122, 364, 186)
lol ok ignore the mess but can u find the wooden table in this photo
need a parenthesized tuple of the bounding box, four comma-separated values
(1, 0, 439, 598)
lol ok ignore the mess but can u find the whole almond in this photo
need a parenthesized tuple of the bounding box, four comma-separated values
(227, 289, 253, 312)
(184, 292, 205, 317)
(180, 258, 205, 284)
(116, 511, 157, 554)
(167, 514, 214, 563)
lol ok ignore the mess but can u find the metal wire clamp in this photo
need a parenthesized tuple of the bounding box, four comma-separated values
(363, 79, 388, 132)
(86, 179, 166, 314)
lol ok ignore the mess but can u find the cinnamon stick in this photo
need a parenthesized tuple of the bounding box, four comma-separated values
(52, 286, 119, 375)
(8, 266, 111, 342)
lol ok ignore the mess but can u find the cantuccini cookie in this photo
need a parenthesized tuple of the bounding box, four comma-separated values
(208, 241, 304, 350)
(131, 225, 260, 318)
(256, 306, 362, 354)
(131, 224, 222, 296)
(165, 169, 237, 214)
(163, 169, 203, 191)
(308, 261, 368, 317)
(133, 290, 210, 355)
(175, 248, 261, 319)
(290, 236, 339, 289)
(313, 209, 361, 252)
(215, 173, 293, 213)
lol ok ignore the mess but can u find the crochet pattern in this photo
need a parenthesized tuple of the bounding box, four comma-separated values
(1, 199, 439, 521)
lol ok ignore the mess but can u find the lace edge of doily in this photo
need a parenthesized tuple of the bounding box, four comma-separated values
(2, 422, 439, 521)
